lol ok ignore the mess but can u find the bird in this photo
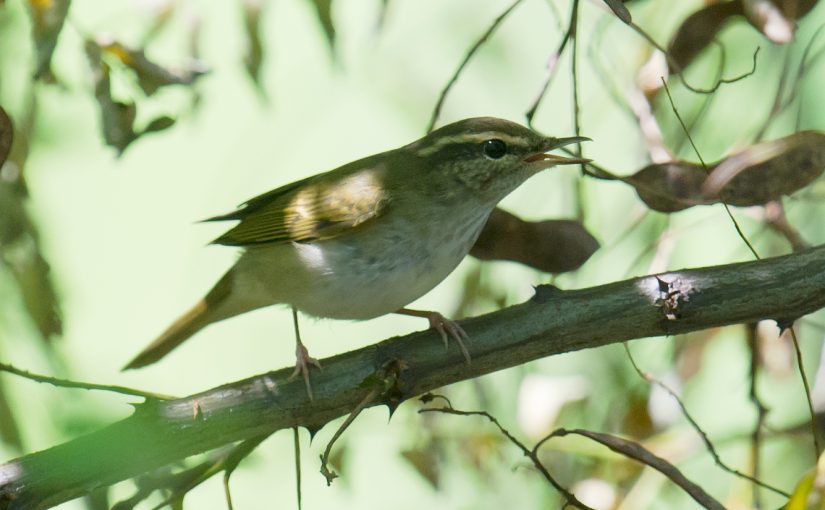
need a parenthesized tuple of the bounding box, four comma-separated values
(123, 117, 588, 398)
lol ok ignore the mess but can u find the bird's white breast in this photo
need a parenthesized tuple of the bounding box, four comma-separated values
(233, 207, 491, 320)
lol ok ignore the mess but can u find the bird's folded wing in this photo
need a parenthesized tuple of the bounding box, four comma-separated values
(204, 170, 390, 246)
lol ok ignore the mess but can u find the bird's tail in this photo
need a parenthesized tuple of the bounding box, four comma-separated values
(123, 272, 235, 370)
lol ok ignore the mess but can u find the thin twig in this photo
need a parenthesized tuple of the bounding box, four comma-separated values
(318, 359, 406, 485)
(569, 1, 586, 220)
(419, 404, 595, 510)
(223, 435, 269, 510)
(756, 24, 825, 141)
(623, 343, 789, 498)
(629, 21, 760, 94)
(0, 361, 175, 401)
(659, 78, 761, 260)
(746, 323, 766, 509)
(294, 427, 303, 510)
(545, 429, 727, 510)
(525, 0, 579, 126)
(673, 41, 726, 156)
(320, 386, 381, 485)
(426, 0, 525, 132)
(788, 326, 821, 457)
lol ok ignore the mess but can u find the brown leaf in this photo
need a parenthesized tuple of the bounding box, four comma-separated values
(400, 447, 440, 488)
(27, 0, 71, 80)
(743, 0, 818, 43)
(0, 105, 11, 168)
(627, 162, 710, 212)
(744, 0, 794, 42)
(627, 131, 825, 212)
(775, 0, 820, 20)
(704, 131, 825, 205)
(667, 1, 743, 72)
(470, 208, 599, 273)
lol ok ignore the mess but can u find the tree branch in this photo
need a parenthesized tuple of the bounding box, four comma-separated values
(2, 244, 825, 509)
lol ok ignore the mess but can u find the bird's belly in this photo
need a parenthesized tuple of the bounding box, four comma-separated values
(239, 212, 489, 320)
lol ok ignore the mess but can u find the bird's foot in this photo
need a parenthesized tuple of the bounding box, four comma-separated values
(289, 343, 322, 400)
(397, 308, 471, 364)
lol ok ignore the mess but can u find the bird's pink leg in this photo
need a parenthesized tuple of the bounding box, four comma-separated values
(288, 307, 322, 400)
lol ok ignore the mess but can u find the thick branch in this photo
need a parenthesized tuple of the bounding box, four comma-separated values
(2, 245, 825, 509)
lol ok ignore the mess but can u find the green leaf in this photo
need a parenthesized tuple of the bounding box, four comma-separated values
(100, 41, 207, 96)
(309, 0, 335, 50)
(601, 0, 631, 24)
(27, 0, 72, 80)
(242, 0, 267, 93)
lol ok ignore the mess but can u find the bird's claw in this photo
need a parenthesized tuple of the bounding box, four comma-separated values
(425, 312, 471, 365)
(289, 343, 322, 400)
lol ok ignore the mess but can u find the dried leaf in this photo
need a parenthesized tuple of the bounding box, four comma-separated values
(622, 394, 654, 438)
(309, 0, 335, 50)
(27, 0, 71, 80)
(99, 41, 207, 96)
(628, 162, 710, 212)
(400, 447, 440, 488)
(744, 0, 794, 42)
(601, 0, 631, 24)
(628, 131, 825, 212)
(667, 1, 743, 72)
(743, 0, 818, 43)
(0, 105, 11, 168)
(469, 208, 599, 273)
(774, 0, 820, 20)
(0, 184, 63, 338)
(242, 0, 266, 92)
(142, 116, 176, 135)
(704, 131, 825, 204)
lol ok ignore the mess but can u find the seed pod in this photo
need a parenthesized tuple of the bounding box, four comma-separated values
(743, 0, 819, 43)
(470, 208, 599, 273)
(627, 131, 825, 212)
(704, 131, 825, 205)
(668, 1, 743, 72)
(626, 162, 712, 212)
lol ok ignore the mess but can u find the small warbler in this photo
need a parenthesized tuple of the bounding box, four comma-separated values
(124, 117, 588, 398)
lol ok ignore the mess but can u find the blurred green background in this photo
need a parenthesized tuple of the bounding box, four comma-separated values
(1, 0, 825, 508)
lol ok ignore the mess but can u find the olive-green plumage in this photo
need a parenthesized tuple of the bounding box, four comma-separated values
(124, 117, 587, 373)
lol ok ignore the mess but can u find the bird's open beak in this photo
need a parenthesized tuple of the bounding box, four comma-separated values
(524, 136, 591, 166)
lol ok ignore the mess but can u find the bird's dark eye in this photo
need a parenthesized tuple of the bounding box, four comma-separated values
(482, 139, 507, 159)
